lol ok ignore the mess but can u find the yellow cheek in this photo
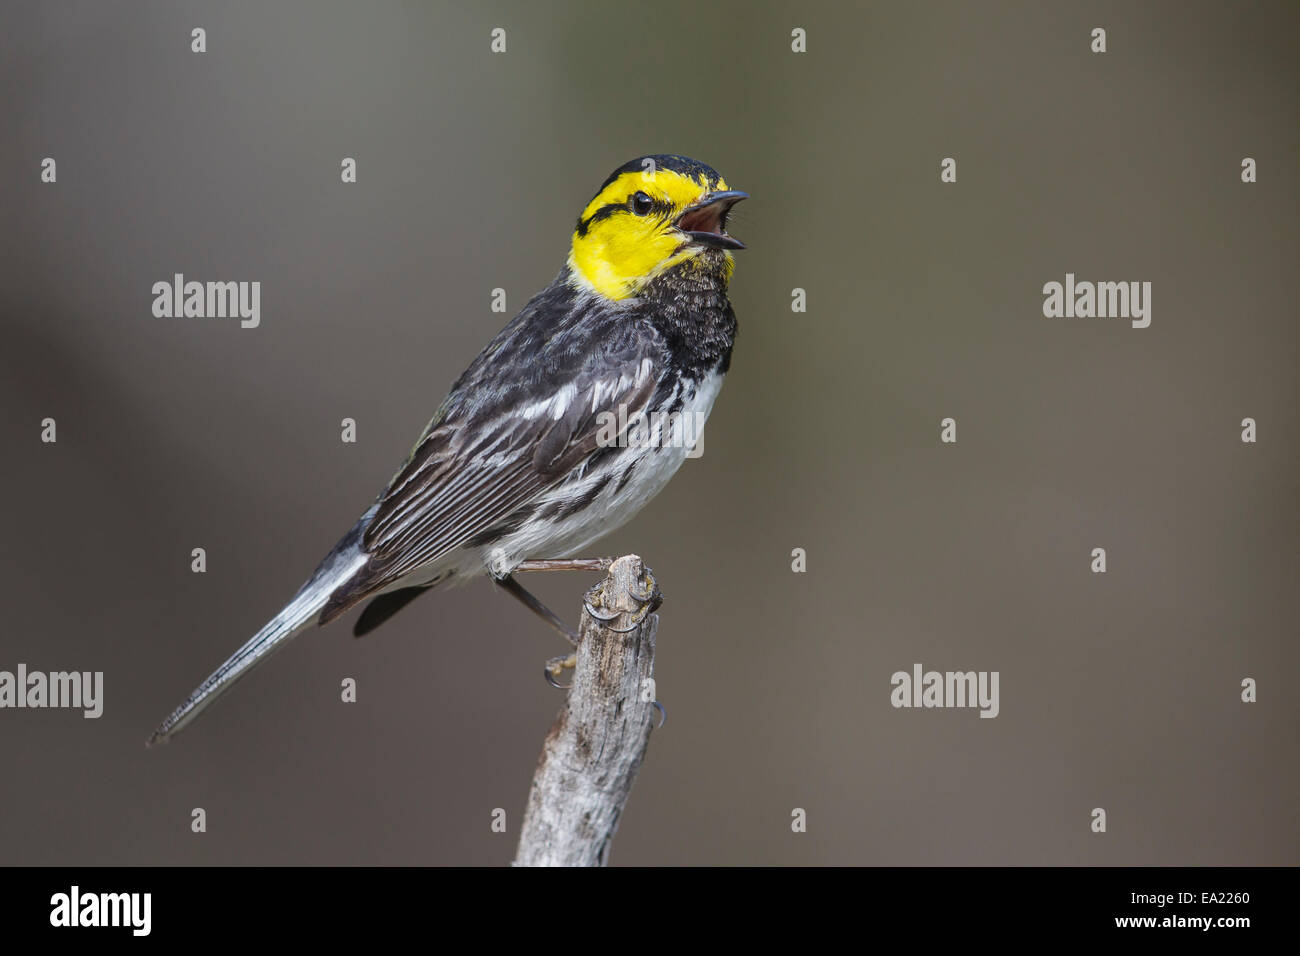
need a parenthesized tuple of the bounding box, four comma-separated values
(571, 226, 686, 300)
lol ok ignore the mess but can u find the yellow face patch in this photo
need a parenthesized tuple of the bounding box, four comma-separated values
(569, 167, 733, 301)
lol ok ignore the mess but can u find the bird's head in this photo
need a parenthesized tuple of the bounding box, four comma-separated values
(567, 154, 747, 301)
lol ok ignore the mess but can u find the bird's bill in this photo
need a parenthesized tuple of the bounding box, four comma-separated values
(676, 190, 748, 250)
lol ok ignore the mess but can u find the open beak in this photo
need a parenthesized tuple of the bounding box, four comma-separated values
(676, 190, 748, 250)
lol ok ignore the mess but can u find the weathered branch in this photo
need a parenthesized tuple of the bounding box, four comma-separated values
(513, 554, 661, 867)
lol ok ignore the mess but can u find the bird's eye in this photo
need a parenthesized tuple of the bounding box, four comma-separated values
(630, 191, 654, 216)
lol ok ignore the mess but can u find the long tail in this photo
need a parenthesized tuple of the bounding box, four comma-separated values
(147, 527, 370, 747)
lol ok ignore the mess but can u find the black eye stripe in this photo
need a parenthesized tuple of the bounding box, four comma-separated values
(575, 194, 672, 236)
(575, 202, 625, 236)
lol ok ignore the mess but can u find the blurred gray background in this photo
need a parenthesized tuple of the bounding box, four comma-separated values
(1, 0, 1296, 865)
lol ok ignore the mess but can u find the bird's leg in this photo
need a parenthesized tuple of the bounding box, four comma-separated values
(499, 558, 657, 687)
(495, 573, 578, 644)
(514, 557, 613, 573)
(494, 573, 579, 688)
(499, 558, 615, 687)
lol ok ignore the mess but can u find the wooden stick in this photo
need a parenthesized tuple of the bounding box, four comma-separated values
(513, 554, 661, 867)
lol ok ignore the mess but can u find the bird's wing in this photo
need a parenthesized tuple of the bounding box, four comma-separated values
(318, 322, 662, 622)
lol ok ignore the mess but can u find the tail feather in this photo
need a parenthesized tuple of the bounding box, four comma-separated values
(147, 529, 371, 747)
(146, 588, 319, 746)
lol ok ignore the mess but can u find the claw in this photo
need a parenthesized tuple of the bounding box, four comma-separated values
(652, 701, 666, 728)
(544, 653, 576, 690)
(627, 577, 657, 604)
(585, 593, 656, 632)
(628, 566, 663, 613)
(582, 596, 621, 622)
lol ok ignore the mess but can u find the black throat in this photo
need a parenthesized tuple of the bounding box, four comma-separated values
(635, 253, 738, 379)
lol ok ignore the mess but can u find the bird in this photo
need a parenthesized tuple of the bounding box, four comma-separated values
(147, 155, 747, 745)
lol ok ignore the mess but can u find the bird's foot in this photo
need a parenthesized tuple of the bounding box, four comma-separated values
(582, 562, 662, 633)
(543, 653, 577, 690)
(519, 556, 660, 690)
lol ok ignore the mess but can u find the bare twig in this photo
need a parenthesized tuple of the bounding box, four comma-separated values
(513, 554, 661, 867)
